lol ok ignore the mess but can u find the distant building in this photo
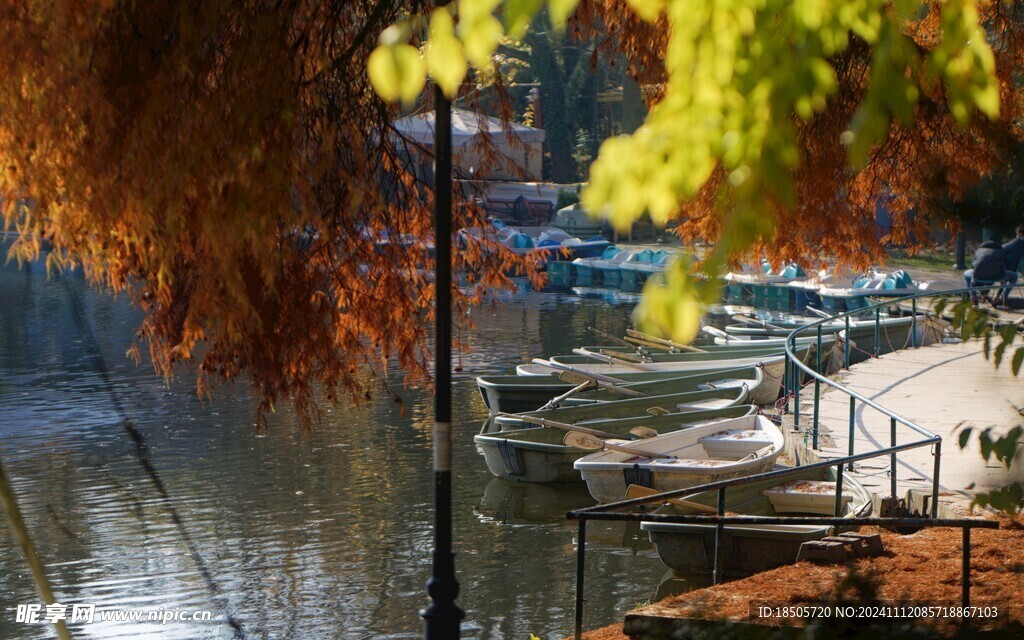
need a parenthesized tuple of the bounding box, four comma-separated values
(392, 108, 545, 182)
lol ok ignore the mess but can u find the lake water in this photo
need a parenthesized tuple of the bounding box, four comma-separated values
(0, 253, 699, 639)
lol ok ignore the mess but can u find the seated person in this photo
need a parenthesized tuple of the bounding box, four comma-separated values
(1000, 225, 1024, 303)
(964, 240, 1015, 305)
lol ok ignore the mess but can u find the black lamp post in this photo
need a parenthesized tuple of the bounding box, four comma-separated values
(421, 85, 464, 638)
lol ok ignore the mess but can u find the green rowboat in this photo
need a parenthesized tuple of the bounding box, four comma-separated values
(475, 405, 759, 483)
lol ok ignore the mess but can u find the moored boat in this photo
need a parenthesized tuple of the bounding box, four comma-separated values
(475, 405, 759, 483)
(573, 415, 785, 503)
(640, 465, 872, 577)
(476, 365, 764, 415)
(516, 352, 804, 405)
(493, 386, 749, 429)
(722, 315, 922, 360)
(590, 248, 638, 287)
(724, 262, 806, 308)
(619, 250, 676, 292)
(816, 269, 957, 312)
(572, 245, 621, 284)
(552, 202, 606, 237)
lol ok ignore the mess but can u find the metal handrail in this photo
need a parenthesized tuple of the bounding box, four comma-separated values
(784, 283, 1024, 514)
(570, 438, 937, 515)
(566, 283, 1020, 640)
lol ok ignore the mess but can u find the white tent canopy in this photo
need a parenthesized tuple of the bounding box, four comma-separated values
(393, 108, 546, 146)
(392, 108, 545, 181)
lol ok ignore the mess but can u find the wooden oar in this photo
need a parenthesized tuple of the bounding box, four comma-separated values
(731, 315, 786, 331)
(497, 412, 658, 440)
(598, 348, 646, 363)
(537, 360, 628, 384)
(588, 326, 641, 351)
(624, 335, 674, 352)
(804, 306, 835, 319)
(533, 360, 645, 398)
(739, 444, 775, 462)
(700, 325, 731, 339)
(625, 484, 718, 513)
(538, 380, 594, 411)
(563, 431, 673, 458)
(626, 328, 706, 353)
(571, 348, 657, 371)
(556, 371, 648, 399)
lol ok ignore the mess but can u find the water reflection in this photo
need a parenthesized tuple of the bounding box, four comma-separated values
(474, 479, 595, 526)
(0, 256, 668, 640)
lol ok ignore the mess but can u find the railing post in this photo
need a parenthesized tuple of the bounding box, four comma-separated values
(911, 298, 918, 347)
(792, 335, 800, 427)
(712, 488, 726, 585)
(834, 464, 845, 517)
(575, 520, 586, 640)
(848, 396, 855, 471)
(962, 527, 971, 608)
(890, 417, 898, 500)
(813, 325, 822, 448)
(782, 349, 790, 411)
(874, 306, 881, 357)
(844, 315, 850, 369)
(932, 440, 942, 519)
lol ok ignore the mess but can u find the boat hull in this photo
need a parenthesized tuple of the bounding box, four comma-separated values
(578, 456, 779, 504)
(641, 466, 872, 577)
(647, 520, 830, 576)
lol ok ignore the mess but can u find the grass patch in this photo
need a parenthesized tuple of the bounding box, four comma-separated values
(885, 248, 956, 271)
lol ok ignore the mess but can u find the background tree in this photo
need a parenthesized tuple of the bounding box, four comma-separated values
(371, 1, 1018, 342)
(0, 1, 539, 427)
(3, 0, 1021, 422)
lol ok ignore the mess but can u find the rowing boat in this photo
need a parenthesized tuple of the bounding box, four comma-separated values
(516, 353, 800, 405)
(573, 415, 785, 503)
(641, 465, 872, 577)
(475, 405, 759, 483)
(475, 365, 760, 415)
(493, 386, 749, 429)
(475, 365, 764, 415)
(722, 315, 924, 360)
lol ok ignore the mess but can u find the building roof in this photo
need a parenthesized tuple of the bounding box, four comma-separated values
(392, 108, 545, 147)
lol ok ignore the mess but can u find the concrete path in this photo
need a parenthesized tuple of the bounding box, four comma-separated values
(798, 341, 1024, 514)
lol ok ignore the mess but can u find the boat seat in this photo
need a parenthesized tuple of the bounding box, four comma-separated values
(764, 480, 851, 515)
(658, 458, 736, 467)
(678, 399, 733, 410)
(697, 429, 773, 459)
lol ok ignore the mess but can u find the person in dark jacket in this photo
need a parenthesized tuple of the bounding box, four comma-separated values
(998, 225, 1024, 305)
(1003, 226, 1024, 273)
(964, 240, 1016, 306)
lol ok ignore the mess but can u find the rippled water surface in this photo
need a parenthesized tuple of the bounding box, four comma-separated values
(0, 253, 681, 639)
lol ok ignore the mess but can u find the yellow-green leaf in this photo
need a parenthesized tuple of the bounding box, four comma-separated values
(625, 0, 663, 22)
(461, 14, 503, 71)
(368, 43, 426, 104)
(549, 0, 580, 28)
(426, 8, 466, 99)
(634, 262, 704, 345)
(504, 0, 543, 39)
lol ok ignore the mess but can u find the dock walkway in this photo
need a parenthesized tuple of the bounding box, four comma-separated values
(791, 340, 1024, 515)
